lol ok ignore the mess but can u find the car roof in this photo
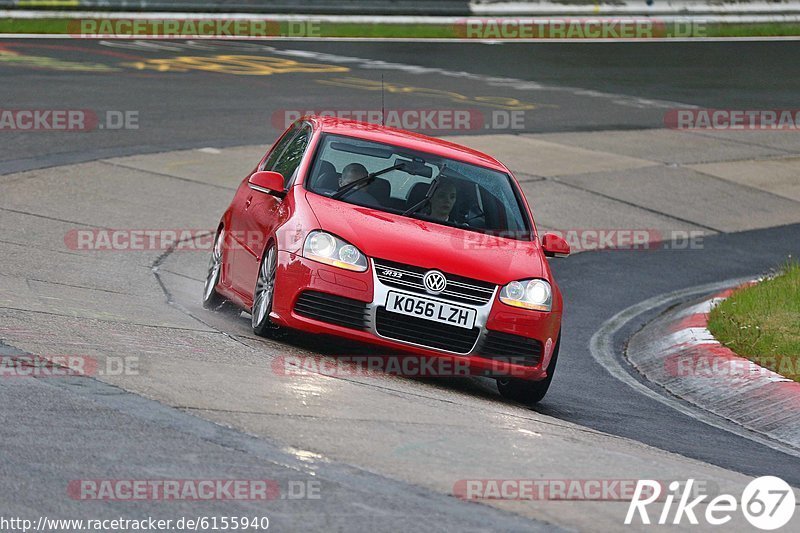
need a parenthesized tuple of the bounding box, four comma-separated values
(306, 115, 510, 173)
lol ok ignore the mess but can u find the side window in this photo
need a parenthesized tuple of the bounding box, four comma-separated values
(261, 125, 299, 172)
(270, 125, 312, 186)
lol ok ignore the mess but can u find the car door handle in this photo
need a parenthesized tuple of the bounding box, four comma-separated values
(245, 196, 253, 209)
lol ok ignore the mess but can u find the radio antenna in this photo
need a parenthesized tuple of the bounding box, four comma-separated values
(381, 74, 385, 126)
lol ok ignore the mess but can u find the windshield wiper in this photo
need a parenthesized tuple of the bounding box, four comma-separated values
(332, 162, 403, 200)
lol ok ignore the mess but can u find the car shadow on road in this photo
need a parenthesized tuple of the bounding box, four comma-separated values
(258, 323, 555, 408)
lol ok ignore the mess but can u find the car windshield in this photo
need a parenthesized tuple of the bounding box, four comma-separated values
(305, 134, 531, 239)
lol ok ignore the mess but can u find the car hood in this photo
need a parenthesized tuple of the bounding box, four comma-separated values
(304, 192, 544, 285)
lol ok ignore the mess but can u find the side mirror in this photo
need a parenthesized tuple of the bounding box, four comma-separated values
(248, 171, 286, 198)
(542, 233, 570, 258)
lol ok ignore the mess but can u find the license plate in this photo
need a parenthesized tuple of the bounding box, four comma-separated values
(384, 291, 477, 330)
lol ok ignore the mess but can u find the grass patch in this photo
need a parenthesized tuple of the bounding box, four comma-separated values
(0, 18, 72, 34)
(704, 23, 800, 38)
(1, 17, 800, 38)
(707, 260, 800, 381)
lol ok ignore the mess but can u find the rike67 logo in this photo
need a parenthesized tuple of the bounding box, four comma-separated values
(626, 477, 795, 530)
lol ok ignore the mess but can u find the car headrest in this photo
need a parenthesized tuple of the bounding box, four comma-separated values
(367, 177, 391, 204)
(315, 160, 340, 192)
(319, 160, 335, 176)
(406, 182, 429, 208)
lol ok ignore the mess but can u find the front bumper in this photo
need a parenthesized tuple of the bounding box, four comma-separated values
(270, 251, 561, 381)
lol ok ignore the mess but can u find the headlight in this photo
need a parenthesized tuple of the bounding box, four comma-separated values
(303, 231, 368, 272)
(499, 279, 552, 311)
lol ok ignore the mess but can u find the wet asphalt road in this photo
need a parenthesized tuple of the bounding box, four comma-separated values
(3, 39, 799, 174)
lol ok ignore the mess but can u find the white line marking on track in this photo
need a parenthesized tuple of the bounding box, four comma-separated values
(590, 276, 800, 459)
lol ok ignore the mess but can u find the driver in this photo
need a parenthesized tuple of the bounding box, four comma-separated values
(427, 178, 457, 222)
(338, 163, 379, 205)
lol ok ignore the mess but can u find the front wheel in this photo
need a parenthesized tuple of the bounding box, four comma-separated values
(252, 244, 279, 337)
(497, 332, 560, 405)
(202, 228, 234, 311)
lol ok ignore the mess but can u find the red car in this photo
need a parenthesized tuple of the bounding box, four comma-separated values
(203, 116, 570, 404)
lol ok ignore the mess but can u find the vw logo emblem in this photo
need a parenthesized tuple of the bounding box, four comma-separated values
(422, 270, 447, 294)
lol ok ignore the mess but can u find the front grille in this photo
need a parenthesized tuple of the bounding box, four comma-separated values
(374, 259, 495, 305)
(480, 330, 543, 366)
(375, 307, 480, 354)
(294, 291, 370, 330)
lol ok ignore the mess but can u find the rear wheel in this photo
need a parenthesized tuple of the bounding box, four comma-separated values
(497, 332, 560, 405)
(252, 244, 279, 338)
(202, 228, 234, 312)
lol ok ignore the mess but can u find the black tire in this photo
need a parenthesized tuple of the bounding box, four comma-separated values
(251, 243, 280, 338)
(497, 332, 560, 405)
(202, 227, 235, 312)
